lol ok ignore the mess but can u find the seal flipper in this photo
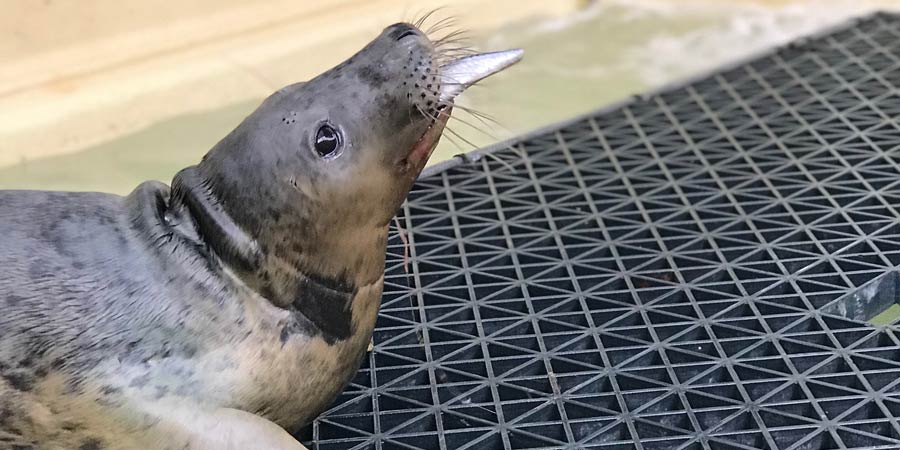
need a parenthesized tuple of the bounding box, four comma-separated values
(169, 167, 263, 272)
(142, 404, 309, 450)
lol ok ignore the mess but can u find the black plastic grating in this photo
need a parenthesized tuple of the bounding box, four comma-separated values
(300, 12, 900, 450)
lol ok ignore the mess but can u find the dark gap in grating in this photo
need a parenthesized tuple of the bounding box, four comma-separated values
(300, 12, 900, 450)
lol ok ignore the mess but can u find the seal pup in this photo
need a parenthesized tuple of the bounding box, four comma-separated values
(0, 22, 521, 450)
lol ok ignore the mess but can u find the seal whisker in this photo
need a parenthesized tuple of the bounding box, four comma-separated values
(434, 41, 475, 59)
(434, 103, 526, 167)
(411, 103, 470, 153)
(435, 47, 479, 58)
(435, 42, 476, 51)
(483, 149, 518, 172)
(413, 7, 445, 29)
(446, 111, 499, 142)
(391, 217, 410, 275)
(425, 16, 459, 36)
(434, 39, 471, 52)
(434, 29, 470, 44)
(444, 116, 523, 171)
(449, 103, 503, 129)
(441, 117, 522, 173)
(435, 51, 481, 66)
(434, 36, 472, 56)
(413, 105, 445, 131)
(418, 107, 516, 172)
(438, 132, 473, 159)
(412, 104, 438, 123)
(455, 108, 526, 163)
(445, 115, 526, 168)
(423, 16, 475, 65)
(425, 16, 453, 31)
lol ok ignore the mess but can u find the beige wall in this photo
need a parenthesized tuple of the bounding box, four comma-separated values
(0, 0, 579, 168)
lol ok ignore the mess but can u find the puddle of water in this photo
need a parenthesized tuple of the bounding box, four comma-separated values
(2, 0, 898, 194)
(821, 271, 900, 327)
(871, 304, 900, 326)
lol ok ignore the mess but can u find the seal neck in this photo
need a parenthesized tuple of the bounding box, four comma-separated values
(167, 166, 388, 311)
(168, 167, 263, 273)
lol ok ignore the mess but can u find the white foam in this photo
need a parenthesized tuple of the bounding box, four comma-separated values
(485, 0, 900, 88)
(624, 0, 900, 86)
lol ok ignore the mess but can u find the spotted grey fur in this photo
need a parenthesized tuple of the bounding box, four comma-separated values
(0, 23, 451, 450)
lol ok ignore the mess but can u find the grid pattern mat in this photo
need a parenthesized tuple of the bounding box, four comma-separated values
(299, 13, 900, 450)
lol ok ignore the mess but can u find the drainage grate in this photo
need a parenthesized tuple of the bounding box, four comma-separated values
(300, 12, 900, 450)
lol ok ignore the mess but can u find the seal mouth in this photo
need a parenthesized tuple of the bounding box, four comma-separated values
(404, 49, 523, 171)
(406, 107, 451, 172)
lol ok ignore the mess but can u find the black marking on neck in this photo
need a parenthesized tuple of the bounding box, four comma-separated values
(281, 272, 358, 346)
(169, 167, 262, 272)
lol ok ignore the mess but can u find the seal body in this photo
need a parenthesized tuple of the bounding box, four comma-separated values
(0, 185, 383, 450)
(0, 22, 454, 450)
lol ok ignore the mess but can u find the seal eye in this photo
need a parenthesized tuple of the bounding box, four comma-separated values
(314, 124, 341, 158)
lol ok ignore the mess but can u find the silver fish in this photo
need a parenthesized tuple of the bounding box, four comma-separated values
(439, 49, 525, 102)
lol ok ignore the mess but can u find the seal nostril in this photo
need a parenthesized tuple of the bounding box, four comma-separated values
(397, 30, 418, 41)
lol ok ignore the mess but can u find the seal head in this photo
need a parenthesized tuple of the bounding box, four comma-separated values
(169, 24, 459, 319)
(157, 23, 521, 427)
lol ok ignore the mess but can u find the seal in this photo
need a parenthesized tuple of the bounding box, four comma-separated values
(0, 22, 521, 450)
